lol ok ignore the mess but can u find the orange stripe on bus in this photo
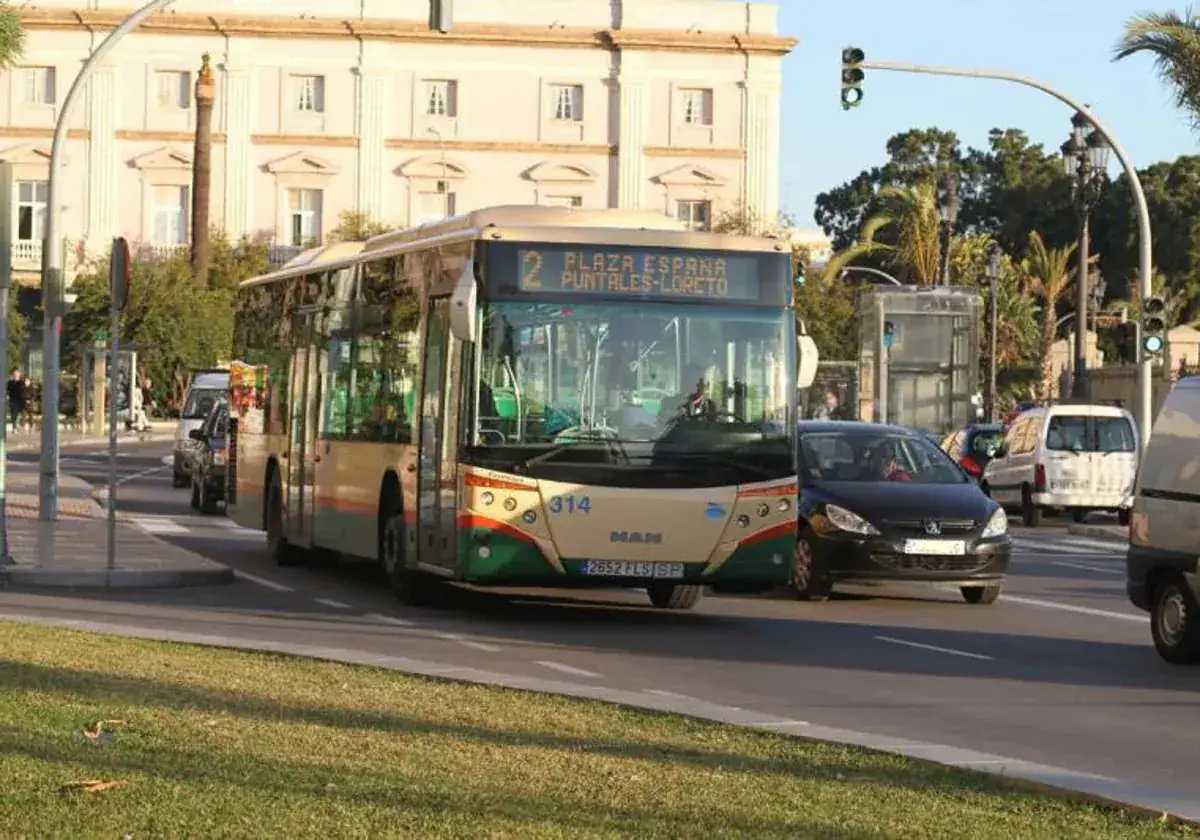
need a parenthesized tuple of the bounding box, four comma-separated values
(738, 520, 797, 548)
(737, 482, 799, 499)
(456, 513, 536, 545)
(464, 472, 537, 491)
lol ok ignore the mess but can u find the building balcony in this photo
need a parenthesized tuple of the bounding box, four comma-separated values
(13, 240, 43, 269)
(267, 243, 304, 266)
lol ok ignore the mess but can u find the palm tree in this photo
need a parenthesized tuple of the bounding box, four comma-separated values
(820, 182, 943, 285)
(1020, 231, 1077, 399)
(0, 3, 24, 69)
(1114, 7, 1200, 131)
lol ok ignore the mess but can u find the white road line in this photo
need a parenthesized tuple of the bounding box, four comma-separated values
(161, 455, 174, 465)
(235, 571, 294, 592)
(535, 660, 601, 678)
(313, 598, 351, 609)
(1010, 539, 1122, 556)
(1048, 559, 1122, 575)
(874, 635, 994, 661)
(646, 689, 696, 700)
(1002, 594, 1147, 623)
(128, 516, 189, 535)
(366, 612, 416, 627)
(432, 630, 502, 653)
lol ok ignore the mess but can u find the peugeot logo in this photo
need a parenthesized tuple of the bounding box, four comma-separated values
(923, 520, 942, 536)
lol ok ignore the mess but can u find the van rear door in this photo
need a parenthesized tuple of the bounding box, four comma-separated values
(1092, 414, 1138, 496)
(1042, 414, 1090, 493)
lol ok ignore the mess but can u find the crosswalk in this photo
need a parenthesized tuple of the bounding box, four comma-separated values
(127, 513, 263, 541)
(1009, 531, 1124, 557)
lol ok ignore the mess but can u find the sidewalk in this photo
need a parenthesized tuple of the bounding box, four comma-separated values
(0, 463, 233, 588)
(3, 419, 176, 452)
(1066, 523, 1127, 543)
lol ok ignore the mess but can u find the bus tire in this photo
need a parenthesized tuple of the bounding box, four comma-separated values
(647, 583, 702, 610)
(265, 472, 301, 566)
(379, 499, 436, 607)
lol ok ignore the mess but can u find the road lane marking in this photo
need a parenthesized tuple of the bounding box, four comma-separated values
(433, 630, 502, 653)
(128, 516, 189, 535)
(313, 598, 351, 609)
(235, 571, 294, 592)
(1048, 560, 1122, 575)
(366, 612, 416, 627)
(1001, 594, 1146, 622)
(646, 689, 696, 700)
(536, 660, 600, 678)
(874, 635, 994, 661)
(161, 455, 174, 465)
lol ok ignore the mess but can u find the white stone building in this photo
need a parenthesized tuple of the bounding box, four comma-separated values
(0, 0, 792, 288)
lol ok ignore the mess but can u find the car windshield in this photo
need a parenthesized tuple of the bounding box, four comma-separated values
(464, 300, 794, 486)
(183, 388, 225, 420)
(799, 428, 968, 484)
(1045, 415, 1136, 453)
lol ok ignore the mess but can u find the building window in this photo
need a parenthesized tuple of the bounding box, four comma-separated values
(16, 180, 47, 244)
(287, 188, 323, 246)
(21, 67, 56, 105)
(152, 185, 190, 244)
(155, 70, 191, 110)
(545, 196, 582, 208)
(423, 80, 457, 117)
(293, 75, 325, 113)
(681, 88, 714, 126)
(417, 190, 456, 224)
(551, 84, 583, 121)
(676, 200, 711, 232)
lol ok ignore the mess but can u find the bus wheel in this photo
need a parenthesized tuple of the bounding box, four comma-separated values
(379, 508, 436, 606)
(647, 583, 702, 610)
(266, 473, 300, 566)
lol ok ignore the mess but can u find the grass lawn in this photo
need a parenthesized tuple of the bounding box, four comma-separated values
(0, 621, 1190, 839)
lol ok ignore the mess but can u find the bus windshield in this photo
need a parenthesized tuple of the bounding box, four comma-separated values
(466, 300, 794, 486)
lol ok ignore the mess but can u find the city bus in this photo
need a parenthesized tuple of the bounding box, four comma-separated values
(227, 205, 818, 609)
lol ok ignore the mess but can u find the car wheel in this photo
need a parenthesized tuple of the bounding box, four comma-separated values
(961, 583, 1002, 605)
(1072, 508, 1088, 524)
(189, 480, 200, 511)
(1021, 485, 1042, 528)
(199, 481, 219, 515)
(647, 583, 702, 610)
(792, 531, 833, 602)
(173, 469, 188, 488)
(266, 474, 301, 566)
(1150, 574, 1200, 664)
(1118, 508, 1131, 527)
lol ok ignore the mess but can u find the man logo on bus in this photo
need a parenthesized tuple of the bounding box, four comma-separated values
(610, 531, 664, 545)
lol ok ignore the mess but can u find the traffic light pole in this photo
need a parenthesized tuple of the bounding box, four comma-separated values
(852, 57, 1154, 449)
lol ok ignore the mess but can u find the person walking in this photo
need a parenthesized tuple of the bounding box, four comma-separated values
(6, 367, 25, 433)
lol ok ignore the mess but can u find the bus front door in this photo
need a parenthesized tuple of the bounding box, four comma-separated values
(286, 311, 323, 547)
(416, 298, 453, 573)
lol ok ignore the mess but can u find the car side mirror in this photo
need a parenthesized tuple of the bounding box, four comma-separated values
(189, 428, 206, 441)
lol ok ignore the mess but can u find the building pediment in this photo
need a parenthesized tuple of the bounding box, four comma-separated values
(0, 143, 53, 166)
(653, 163, 725, 187)
(130, 146, 192, 170)
(265, 151, 338, 176)
(397, 155, 469, 180)
(524, 161, 597, 183)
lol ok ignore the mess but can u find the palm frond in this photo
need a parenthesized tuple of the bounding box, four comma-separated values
(0, 4, 24, 70)
(1114, 7, 1200, 130)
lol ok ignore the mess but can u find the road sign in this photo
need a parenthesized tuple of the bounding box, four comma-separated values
(92, 329, 109, 343)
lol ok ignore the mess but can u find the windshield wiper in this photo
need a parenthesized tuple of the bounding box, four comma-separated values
(657, 451, 780, 481)
(521, 432, 629, 469)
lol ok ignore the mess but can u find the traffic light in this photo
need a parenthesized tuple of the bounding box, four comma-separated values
(841, 47, 865, 110)
(430, 0, 452, 32)
(1142, 294, 1168, 360)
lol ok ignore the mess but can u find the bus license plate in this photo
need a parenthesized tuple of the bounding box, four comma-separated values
(903, 539, 966, 556)
(583, 561, 685, 579)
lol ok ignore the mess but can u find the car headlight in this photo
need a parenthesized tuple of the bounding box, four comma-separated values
(824, 504, 880, 536)
(981, 507, 1008, 538)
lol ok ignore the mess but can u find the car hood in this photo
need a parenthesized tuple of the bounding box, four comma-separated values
(807, 480, 997, 522)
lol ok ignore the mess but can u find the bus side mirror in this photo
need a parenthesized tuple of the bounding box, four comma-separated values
(450, 260, 478, 343)
(797, 332, 818, 390)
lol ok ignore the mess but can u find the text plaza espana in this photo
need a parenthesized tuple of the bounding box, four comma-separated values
(556, 251, 732, 297)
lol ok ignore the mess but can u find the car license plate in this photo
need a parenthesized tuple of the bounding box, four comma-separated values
(903, 539, 966, 556)
(582, 561, 685, 579)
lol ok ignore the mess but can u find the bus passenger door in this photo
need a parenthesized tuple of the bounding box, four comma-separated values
(287, 313, 323, 547)
(417, 298, 452, 571)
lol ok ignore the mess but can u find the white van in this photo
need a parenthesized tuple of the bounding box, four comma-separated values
(172, 369, 229, 487)
(1127, 377, 1200, 663)
(980, 403, 1138, 527)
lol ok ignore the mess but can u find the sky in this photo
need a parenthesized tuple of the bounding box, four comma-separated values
(778, 0, 1198, 231)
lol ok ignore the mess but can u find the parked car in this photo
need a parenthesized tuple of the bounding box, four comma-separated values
(188, 401, 229, 515)
(940, 423, 1007, 481)
(173, 369, 230, 487)
(1126, 377, 1200, 663)
(793, 421, 1011, 604)
(981, 403, 1138, 527)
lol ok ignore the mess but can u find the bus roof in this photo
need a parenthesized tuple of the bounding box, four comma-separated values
(362, 205, 789, 257)
(240, 241, 365, 289)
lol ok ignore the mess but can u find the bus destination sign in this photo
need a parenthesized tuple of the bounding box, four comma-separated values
(517, 247, 762, 301)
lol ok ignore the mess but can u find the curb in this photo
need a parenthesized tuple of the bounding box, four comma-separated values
(1066, 524, 1128, 544)
(0, 565, 235, 588)
(0, 611, 1194, 826)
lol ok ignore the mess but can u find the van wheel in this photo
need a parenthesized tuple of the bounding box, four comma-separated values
(961, 583, 1002, 605)
(265, 474, 301, 566)
(199, 481, 219, 515)
(379, 500, 437, 606)
(647, 583, 702, 610)
(792, 532, 833, 602)
(1118, 508, 1131, 527)
(1072, 509, 1088, 524)
(1021, 485, 1042, 528)
(1150, 574, 1200, 664)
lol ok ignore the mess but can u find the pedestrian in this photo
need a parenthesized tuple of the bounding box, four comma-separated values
(6, 367, 25, 433)
(21, 375, 34, 430)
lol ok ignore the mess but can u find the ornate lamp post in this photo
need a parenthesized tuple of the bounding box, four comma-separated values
(939, 170, 959, 286)
(1060, 110, 1111, 400)
(983, 244, 1002, 422)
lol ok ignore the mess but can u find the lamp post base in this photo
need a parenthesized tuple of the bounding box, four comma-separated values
(1070, 369, 1091, 402)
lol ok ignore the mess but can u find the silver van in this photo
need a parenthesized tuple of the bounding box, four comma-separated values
(172, 369, 230, 487)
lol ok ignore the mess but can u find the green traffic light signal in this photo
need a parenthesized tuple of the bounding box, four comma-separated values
(841, 47, 864, 110)
(1141, 294, 1168, 358)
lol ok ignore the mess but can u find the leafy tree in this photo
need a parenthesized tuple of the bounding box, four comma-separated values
(1020, 231, 1077, 398)
(0, 2, 25, 70)
(951, 234, 1040, 369)
(327, 211, 394, 243)
(1114, 7, 1200, 131)
(821, 182, 944, 285)
(6, 296, 24, 371)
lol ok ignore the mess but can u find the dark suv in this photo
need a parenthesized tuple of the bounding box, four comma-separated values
(940, 424, 1006, 481)
(188, 401, 228, 515)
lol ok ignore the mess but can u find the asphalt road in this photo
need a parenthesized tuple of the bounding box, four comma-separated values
(3, 440, 1197, 803)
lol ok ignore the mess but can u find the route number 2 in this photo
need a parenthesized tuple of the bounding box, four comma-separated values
(548, 495, 591, 515)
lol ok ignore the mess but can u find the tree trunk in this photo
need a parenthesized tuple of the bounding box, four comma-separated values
(191, 54, 216, 286)
(1038, 308, 1057, 400)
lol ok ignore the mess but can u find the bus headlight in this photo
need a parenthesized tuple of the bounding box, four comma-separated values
(480, 492, 494, 506)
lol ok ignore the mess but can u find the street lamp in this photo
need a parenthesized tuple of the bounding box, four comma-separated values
(939, 171, 959, 286)
(983, 244, 1002, 422)
(1060, 109, 1111, 401)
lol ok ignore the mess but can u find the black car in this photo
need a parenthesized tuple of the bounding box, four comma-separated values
(940, 423, 1006, 481)
(793, 421, 1011, 604)
(188, 401, 228, 515)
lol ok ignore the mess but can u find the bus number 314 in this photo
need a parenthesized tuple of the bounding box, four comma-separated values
(548, 495, 592, 515)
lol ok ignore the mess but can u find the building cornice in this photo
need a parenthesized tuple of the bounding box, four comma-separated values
(19, 10, 796, 57)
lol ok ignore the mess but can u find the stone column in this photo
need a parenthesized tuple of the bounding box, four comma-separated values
(741, 60, 782, 229)
(222, 67, 254, 238)
(615, 67, 648, 209)
(85, 65, 117, 244)
(355, 69, 389, 223)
